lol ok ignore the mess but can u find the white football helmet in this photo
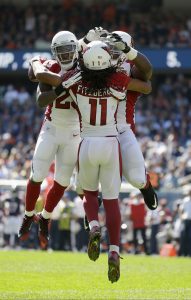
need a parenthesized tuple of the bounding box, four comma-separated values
(108, 31, 133, 65)
(51, 31, 79, 71)
(83, 41, 112, 70)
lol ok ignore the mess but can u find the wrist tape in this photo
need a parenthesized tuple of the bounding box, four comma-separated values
(126, 48, 138, 60)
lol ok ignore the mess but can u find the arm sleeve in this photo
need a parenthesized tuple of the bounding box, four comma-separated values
(109, 72, 131, 91)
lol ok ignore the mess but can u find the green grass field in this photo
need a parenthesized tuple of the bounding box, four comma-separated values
(0, 251, 191, 300)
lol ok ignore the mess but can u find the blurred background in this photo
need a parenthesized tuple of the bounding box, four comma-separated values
(0, 0, 191, 256)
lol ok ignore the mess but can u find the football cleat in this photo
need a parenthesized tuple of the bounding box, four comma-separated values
(108, 251, 121, 283)
(18, 215, 35, 241)
(140, 183, 158, 210)
(84, 215, 90, 232)
(87, 226, 101, 261)
(37, 213, 50, 250)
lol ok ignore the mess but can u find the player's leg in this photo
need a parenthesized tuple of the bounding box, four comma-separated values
(78, 138, 101, 261)
(100, 137, 122, 283)
(19, 121, 57, 241)
(119, 128, 158, 210)
(38, 133, 81, 249)
(75, 171, 102, 232)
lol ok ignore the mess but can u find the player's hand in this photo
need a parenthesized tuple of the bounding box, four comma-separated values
(109, 87, 126, 101)
(29, 55, 46, 66)
(62, 72, 82, 89)
(85, 27, 109, 43)
(107, 33, 131, 53)
(107, 33, 138, 60)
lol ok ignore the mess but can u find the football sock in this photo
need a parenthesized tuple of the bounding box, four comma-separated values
(41, 209, 51, 219)
(25, 180, 41, 212)
(89, 220, 100, 230)
(141, 173, 150, 190)
(25, 210, 35, 217)
(44, 180, 66, 213)
(83, 190, 99, 222)
(109, 245, 120, 255)
(103, 199, 121, 246)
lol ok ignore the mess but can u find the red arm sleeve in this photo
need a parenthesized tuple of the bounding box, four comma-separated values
(108, 72, 131, 91)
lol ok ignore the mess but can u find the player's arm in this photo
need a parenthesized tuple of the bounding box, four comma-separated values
(107, 33, 152, 80)
(29, 59, 62, 86)
(36, 72, 82, 108)
(36, 82, 58, 108)
(127, 78, 152, 94)
(130, 53, 152, 81)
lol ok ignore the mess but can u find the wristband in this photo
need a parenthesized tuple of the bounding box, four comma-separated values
(126, 47, 138, 61)
(54, 84, 66, 96)
(83, 37, 90, 44)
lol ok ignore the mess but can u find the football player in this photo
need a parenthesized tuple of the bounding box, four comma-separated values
(32, 40, 151, 282)
(18, 31, 82, 250)
(79, 29, 158, 236)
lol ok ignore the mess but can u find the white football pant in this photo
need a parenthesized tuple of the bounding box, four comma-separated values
(118, 127, 147, 189)
(78, 137, 121, 199)
(31, 120, 81, 186)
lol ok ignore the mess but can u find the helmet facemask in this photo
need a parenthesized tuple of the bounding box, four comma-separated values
(105, 41, 122, 66)
(52, 42, 78, 71)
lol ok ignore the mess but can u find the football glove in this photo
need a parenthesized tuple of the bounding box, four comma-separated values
(107, 33, 138, 60)
(85, 27, 109, 43)
(54, 72, 82, 96)
(62, 72, 82, 89)
(29, 55, 46, 66)
(109, 87, 127, 101)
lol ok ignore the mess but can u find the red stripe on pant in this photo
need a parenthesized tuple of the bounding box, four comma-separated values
(117, 139, 122, 180)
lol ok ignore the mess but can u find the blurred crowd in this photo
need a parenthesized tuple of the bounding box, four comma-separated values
(0, 74, 191, 189)
(0, 72, 191, 255)
(0, 1, 191, 49)
(0, 187, 191, 257)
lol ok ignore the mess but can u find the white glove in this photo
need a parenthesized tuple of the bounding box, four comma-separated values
(62, 72, 82, 89)
(107, 33, 138, 60)
(109, 87, 126, 101)
(85, 27, 109, 42)
(55, 72, 82, 96)
(29, 55, 42, 66)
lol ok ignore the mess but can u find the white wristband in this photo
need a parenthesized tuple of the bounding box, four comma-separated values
(126, 47, 138, 61)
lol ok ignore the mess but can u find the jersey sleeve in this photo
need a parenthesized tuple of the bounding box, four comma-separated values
(43, 59, 61, 73)
(61, 68, 79, 81)
(108, 72, 131, 92)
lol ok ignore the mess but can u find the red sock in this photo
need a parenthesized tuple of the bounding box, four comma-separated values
(83, 190, 99, 222)
(44, 181, 66, 213)
(142, 173, 151, 189)
(103, 199, 121, 246)
(25, 180, 41, 212)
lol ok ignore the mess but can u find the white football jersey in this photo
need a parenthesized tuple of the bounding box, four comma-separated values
(70, 85, 118, 137)
(116, 61, 140, 133)
(43, 60, 80, 130)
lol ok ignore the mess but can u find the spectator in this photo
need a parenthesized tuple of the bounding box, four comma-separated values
(58, 193, 74, 251)
(129, 191, 148, 254)
(179, 190, 191, 256)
